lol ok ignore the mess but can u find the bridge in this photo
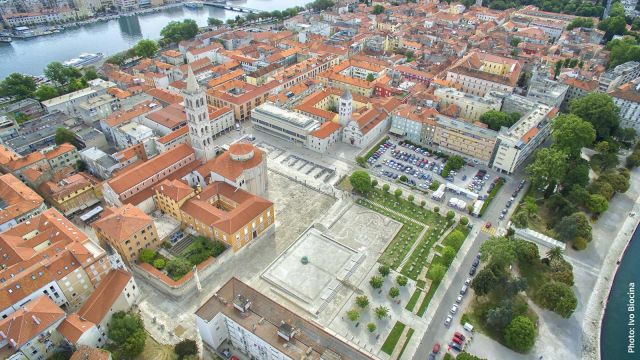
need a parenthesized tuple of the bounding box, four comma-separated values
(200, 1, 261, 14)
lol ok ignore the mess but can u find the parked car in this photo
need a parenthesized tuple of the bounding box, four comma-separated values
(472, 258, 480, 267)
(465, 278, 472, 286)
(454, 332, 466, 341)
(450, 304, 459, 314)
(469, 266, 477, 276)
(444, 315, 453, 327)
(448, 341, 462, 352)
(456, 295, 463, 303)
(451, 336, 464, 345)
(432, 343, 441, 354)
(460, 285, 468, 295)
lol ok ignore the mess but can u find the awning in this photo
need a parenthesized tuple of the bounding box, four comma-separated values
(390, 127, 405, 136)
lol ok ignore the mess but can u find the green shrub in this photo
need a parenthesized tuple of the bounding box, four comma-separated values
(572, 237, 588, 250)
(139, 249, 156, 263)
(153, 258, 166, 270)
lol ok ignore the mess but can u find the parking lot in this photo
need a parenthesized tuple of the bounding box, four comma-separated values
(368, 139, 509, 215)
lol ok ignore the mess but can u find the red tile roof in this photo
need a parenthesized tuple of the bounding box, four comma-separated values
(0, 296, 65, 350)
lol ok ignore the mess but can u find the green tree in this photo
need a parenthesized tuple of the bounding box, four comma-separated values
(355, 295, 369, 308)
(371, 179, 378, 187)
(374, 306, 389, 319)
(307, 0, 335, 11)
(547, 246, 564, 262)
(372, 4, 385, 14)
(382, 183, 390, 192)
(433, 206, 440, 213)
(445, 230, 466, 249)
(55, 127, 80, 147)
(108, 312, 147, 358)
(388, 287, 400, 298)
(598, 16, 627, 40)
(588, 180, 615, 199)
(471, 268, 498, 296)
(378, 264, 390, 277)
(526, 148, 567, 190)
(480, 236, 517, 269)
(479, 110, 519, 131)
(44, 61, 82, 86)
(366, 73, 375, 82)
(161, 19, 199, 43)
(0, 73, 37, 100)
(515, 239, 539, 265)
(504, 316, 536, 352)
(562, 159, 590, 188)
(552, 114, 596, 158)
(75, 159, 87, 172)
(208, 17, 224, 26)
(166, 258, 192, 279)
(370, 275, 384, 289)
(346, 309, 359, 322)
(460, 217, 469, 226)
(609, 2, 626, 17)
(585, 194, 609, 214)
(153, 258, 166, 269)
(570, 93, 620, 139)
(139, 248, 156, 263)
(174, 339, 198, 359)
(427, 263, 446, 282)
(442, 246, 456, 266)
(605, 37, 640, 68)
(396, 275, 408, 287)
(536, 281, 578, 318)
(511, 211, 529, 229)
(83, 68, 98, 81)
(394, 188, 402, 198)
(567, 17, 594, 30)
(407, 194, 414, 203)
(34, 85, 58, 101)
(349, 170, 372, 193)
(399, 175, 408, 182)
(600, 171, 630, 193)
(134, 39, 158, 58)
(367, 322, 377, 332)
(446, 210, 455, 221)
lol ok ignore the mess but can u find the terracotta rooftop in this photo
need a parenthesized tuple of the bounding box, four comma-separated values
(0, 295, 65, 350)
(106, 143, 195, 195)
(92, 204, 152, 244)
(44, 143, 76, 160)
(310, 121, 341, 139)
(176, 181, 272, 234)
(154, 179, 193, 202)
(197, 144, 263, 182)
(0, 173, 45, 225)
(104, 100, 156, 128)
(145, 102, 187, 130)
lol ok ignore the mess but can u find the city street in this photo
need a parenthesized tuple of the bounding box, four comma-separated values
(412, 172, 526, 358)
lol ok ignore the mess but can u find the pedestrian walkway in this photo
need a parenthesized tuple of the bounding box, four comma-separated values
(481, 226, 497, 236)
(398, 225, 430, 269)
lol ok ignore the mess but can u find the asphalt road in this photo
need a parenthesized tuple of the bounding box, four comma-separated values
(413, 172, 527, 358)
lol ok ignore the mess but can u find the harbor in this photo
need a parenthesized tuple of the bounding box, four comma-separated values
(0, 0, 310, 78)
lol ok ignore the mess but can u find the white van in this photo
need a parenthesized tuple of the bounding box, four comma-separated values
(463, 322, 474, 332)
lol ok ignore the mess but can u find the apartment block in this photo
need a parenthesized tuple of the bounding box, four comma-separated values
(0, 173, 47, 232)
(92, 205, 161, 265)
(0, 209, 111, 319)
(154, 180, 274, 252)
(434, 87, 503, 122)
(195, 278, 375, 360)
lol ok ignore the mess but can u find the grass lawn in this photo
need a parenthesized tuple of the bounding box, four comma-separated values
(405, 289, 422, 311)
(134, 333, 177, 360)
(381, 321, 406, 355)
(358, 198, 424, 269)
(397, 328, 415, 359)
(479, 178, 504, 216)
(400, 225, 448, 279)
(417, 279, 440, 317)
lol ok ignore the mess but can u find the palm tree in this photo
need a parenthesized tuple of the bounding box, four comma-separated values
(374, 306, 389, 320)
(547, 246, 564, 261)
